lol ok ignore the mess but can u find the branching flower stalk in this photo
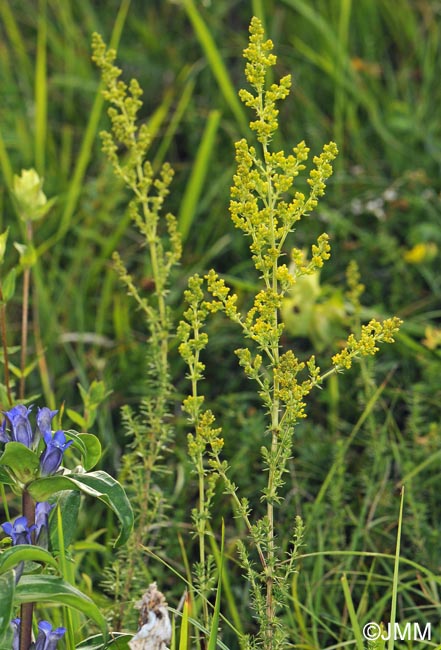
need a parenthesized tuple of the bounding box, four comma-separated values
(179, 17, 401, 650)
(178, 276, 224, 630)
(92, 34, 182, 628)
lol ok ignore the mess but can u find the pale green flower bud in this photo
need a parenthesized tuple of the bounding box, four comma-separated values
(13, 168, 48, 221)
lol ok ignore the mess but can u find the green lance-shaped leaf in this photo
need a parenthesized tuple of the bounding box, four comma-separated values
(0, 442, 40, 483)
(16, 575, 107, 637)
(28, 470, 134, 546)
(0, 544, 58, 575)
(65, 430, 102, 471)
(0, 570, 15, 643)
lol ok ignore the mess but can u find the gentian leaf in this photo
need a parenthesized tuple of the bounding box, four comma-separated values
(15, 575, 108, 638)
(64, 431, 102, 471)
(28, 471, 133, 546)
(0, 569, 15, 642)
(0, 545, 58, 575)
(0, 442, 40, 483)
(49, 490, 81, 551)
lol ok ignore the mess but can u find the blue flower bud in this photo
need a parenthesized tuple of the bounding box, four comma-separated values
(2, 405, 34, 447)
(39, 430, 73, 476)
(36, 407, 58, 442)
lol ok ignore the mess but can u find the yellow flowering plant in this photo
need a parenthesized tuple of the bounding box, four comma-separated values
(178, 17, 401, 649)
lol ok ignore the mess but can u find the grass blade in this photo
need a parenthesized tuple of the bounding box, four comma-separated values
(208, 522, 244, 638)
(0, 131, 13, 189)
(34, 0, 47, 174)
(207, 520, 224, 650)
(178, 109, 221, 242)
(0, 0, 32, 82)
(388, 486, 404, 650)
(181, 0, 248, 133)
(341, 573, 364, 650)
(50, 0, 131, 248)
(312, 373, 391, 511)
(178, 592, 190, 650)
(153, 75, 195, 170)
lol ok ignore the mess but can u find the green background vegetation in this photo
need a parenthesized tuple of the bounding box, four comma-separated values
(0, 1, 440, 647)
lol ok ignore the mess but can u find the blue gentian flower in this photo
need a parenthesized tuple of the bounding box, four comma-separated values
(35, 620, 66, 650)
(36, 407, 58, 445)
(3, 405, 33, 447)
(11, 618, 20, 650)
(1, 515, 35, 545)
(34, 501, 55, 548)
(39, 430, 73, 476)
(0, 516, 35, 582)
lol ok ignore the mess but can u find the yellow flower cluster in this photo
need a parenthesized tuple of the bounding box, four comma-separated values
(332, 317, 402, 370)
(185, 402, 224, 458)
(239, 17, 291, 143)
(92, 32, 181, 276)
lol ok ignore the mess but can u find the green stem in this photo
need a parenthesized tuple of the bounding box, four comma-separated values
(19, 221, 33, 401)
(20, 490, 35, 650)
(0, 284, 13, 406)
(264, 131, 279, 648)
(19, 265, 30, 401)
(190, 310, 209, 629)
(215, 459, 267, 572)
(197, 455, 209, 627)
